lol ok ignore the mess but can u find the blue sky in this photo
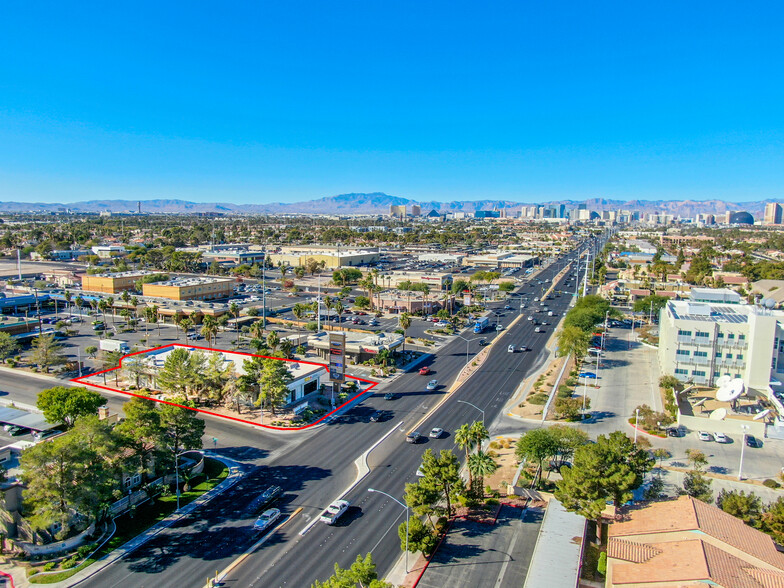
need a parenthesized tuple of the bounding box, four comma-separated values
(1, 1, 783, 204)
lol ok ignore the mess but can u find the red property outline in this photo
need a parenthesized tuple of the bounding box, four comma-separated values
(70, 343, 378, 431)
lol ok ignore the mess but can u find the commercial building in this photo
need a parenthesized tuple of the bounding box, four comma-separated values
(606, 496, 784, 588)
(268, 246, 380, 269)
(764, 202, 783, 225)
(142, 277, 234, 301)
(82, 271, 154, 294)
(201, 249, 266, 266)
(389, 205, 406, 218)
(30, 249, 89, 262)
(417, 253, 464, 264)
(462, 252, 538, 269)
(658, 294, 784, 389)
(410, 204, 421, 216)
(386, 271, 453, 291)
(91, 245, 127, 259)
(308, 330, 404, 364)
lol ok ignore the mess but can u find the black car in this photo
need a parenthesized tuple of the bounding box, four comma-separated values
(667, 427, 682, 437)
(248, 485, 283, 513)
(745, 435, 761, 448)
(369, 411, 385, 422)
(383, 393, 397, 401)
(478, 339, 489, 346)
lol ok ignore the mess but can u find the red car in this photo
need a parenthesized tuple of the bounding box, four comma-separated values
(419, 367, 431, 375)
(356, 311, 367, 316)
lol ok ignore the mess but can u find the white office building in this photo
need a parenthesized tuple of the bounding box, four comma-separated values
(658, 298, 784, 390)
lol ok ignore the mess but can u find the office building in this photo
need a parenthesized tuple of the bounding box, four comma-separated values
(267, 246, 380, 269)
(658, 296, 784, 389)
(82, 271, 156, 294)
(142, 277, 234, 301)
(385, 270, 453, 291)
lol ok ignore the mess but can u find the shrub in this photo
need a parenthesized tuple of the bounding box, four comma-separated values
(28, 569, 39, 577)
(528, 393, 548, 405)
(489, 441, 501, 450)
(763, 479, 781, 489)
(62, 556, 79, 569)
(485, 498, 499, 506)
(597, 552, 607, 576)
(42, 562, 56, 572)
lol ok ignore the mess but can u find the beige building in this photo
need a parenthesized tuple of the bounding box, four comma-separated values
(658, 295, 784, 389)
(82, 271, 154, 294)
(385, 271, 453, 291)
(606, 496, 784, 588)
(268, 247, 380, 269)
(462, 252, 538, 269)
(142, 277, 234, 301)
(764, 202, 783, 225)
(389, 205, 406, 218)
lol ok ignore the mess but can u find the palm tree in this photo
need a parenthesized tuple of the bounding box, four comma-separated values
(200, 315, 218, 347)
(454, 423, 476, 486)
(267, 330, 280, 352)
(180, 317, 193, 342)
(64, 291, 72, 319)
(399, 313, 412, 352)
(334, 300, 344, 326)
(469, 420, 490, 452)
(468, 450, 499, 496)
(74, 295, 84, 318)
(250, 319, 265, 343)
(229, 302, 240, 342)
(106, 297, 116, 325)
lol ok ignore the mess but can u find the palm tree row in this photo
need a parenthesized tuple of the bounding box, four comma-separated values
(454, 420, 498, 494)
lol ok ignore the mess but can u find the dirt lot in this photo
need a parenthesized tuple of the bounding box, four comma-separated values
(509, 354, 574, 420)
(484, 436, 520, 492)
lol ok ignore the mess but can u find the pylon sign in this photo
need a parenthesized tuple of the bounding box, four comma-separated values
(328, 333, 346, 382)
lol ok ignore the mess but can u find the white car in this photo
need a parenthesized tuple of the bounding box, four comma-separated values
(253, 508, 281, 532)
(434, 321, 449, 327)
(714, 432, 729, 443)
(430, 427, 444, 438)
(507, 345, 515, 353)
(698, 431, 713, 442)
(535, 327, 541, 333)
(320, 500, 350, 525)
(426, 379, 439, 390)
(527, 316, 533, 321)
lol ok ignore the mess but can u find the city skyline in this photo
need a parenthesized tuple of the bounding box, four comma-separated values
(2, 2, 783, 204)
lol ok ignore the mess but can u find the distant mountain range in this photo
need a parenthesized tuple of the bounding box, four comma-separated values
(0, 193, 777, 218)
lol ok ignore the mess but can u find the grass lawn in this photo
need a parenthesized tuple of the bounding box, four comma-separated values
(28, 457, 228, 584)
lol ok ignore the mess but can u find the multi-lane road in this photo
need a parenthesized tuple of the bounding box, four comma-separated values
(0, 240, 603, 588)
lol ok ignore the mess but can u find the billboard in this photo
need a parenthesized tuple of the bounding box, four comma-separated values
(328, 333, 346, 382)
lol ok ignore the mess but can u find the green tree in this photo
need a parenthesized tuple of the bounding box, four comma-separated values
(115, 397, 167, 479)
(200, 315, 219, 347)
(159, 402, 205, 471)
(267, 330, 281, 352)
(311, 552, 392, 588)
(556, 431, 653, 520)
(547, 424, 589, 466)
(85, 345, 98, 359)
(716, 489, 762, 525)
(633, 294, 668, 316)
(516, 428, 558, 486)
(760, 497, 784, 544)
(229, 302, 241, 342)
(30, 333, 67, 373)
(468, 450, 498, 494)
(399, 516, 436, 555)
(157, 347, 200, 400)
(37, 386, 106, 427)
(0, 332, 19, 363)
(556, 325, 591, 361)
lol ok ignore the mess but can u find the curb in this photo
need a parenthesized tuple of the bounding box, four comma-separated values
(62, 454, 244, 588)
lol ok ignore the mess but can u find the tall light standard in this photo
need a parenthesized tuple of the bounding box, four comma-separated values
(633, 408, 640, 444)
(368, 488, 409, 573)
(738, 424, 749, 480)
(455, 335, 481, 367)
(457, 399, 485, 424)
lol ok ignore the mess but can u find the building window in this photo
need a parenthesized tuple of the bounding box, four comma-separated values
(694, 351, 708, 357)
(737, 354, 744, 360)
(739, 334, 746, 340)
(717, 332, 724, 338)
(715, 352, 722, 358)
(692, 370, 706, 377)
(713, 371, 720, 377)
(726, 353, 733, 359)
(675, 368, 688, 375)
(735, 373, 741, 378)
(696, 331, 710, 338)
(676, 349, 690, 356)
(728, 333, 735, 339)
(678, 329, 693, 337)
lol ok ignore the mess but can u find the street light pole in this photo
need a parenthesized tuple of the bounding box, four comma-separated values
(633, 408, 639, 444)
(455, 335, 480, 367)
(368, 488, 409, 573)
(457, 399, 485, 424)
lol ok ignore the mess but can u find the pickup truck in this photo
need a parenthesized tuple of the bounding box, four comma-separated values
(320, 499, 350, 525)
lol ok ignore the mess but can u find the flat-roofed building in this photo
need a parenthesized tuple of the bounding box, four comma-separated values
(142, 276, 234, 301)
(268, 246, 380, 269)
(82, 271, 154, 294)
(658, 296, 784, 389)
(386, 270, 453, 291)
(201, 249, 266, 266)
(308, 330, 404, 364)
(462, 252, 538, 269)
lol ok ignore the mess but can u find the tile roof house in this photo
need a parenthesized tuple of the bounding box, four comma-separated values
(606, 496, 784, 588)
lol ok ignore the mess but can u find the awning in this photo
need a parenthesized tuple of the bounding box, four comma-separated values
(0, 407, 56, 431)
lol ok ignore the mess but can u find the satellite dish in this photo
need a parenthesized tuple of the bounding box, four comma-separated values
(754, 409, 772, 421)
(730, 378, 746, 396)
(716, 383, 743, 403)
(764, 298, 776, 309)
(716, 375, 731, 388)
(709, 408, 727, 420)
(693, 398, 708, 408)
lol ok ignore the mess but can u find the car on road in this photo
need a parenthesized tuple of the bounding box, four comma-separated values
(478, 339, 489, 346)
(698, 431, 713, 442)
(579, 372, 597, 379)
(534, 327, 541, 333)
(429, 427, 444, 438)
(253, 508, 282, 532)
(7, 426, 28, 436)
(527, 316, 533, 321)
(369, 410, 385, 422)
(406, 431, 423, 443)
(383, 393, 397, 401)
(418, 366, 431, 375)
(519, 345, 528, 351)
(426, 380, 438, 390)
(746, 435, 762, 448)
(507, 344, 515, 353)
(714, 432, 729, 443)
(666, 427, 682, 437)
(320, 500, 350, 525)
(495, 324, 503, 331)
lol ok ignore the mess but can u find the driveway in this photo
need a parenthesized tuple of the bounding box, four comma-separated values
(417, 505, 543, 588)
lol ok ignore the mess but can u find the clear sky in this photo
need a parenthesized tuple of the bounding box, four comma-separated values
(1, 1, 783, 204)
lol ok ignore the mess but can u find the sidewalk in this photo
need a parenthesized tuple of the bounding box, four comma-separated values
(35, 453, 244, 588)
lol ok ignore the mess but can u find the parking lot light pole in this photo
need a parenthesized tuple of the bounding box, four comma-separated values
(368, 488, 409, 573)
(457, 399, 485, 424)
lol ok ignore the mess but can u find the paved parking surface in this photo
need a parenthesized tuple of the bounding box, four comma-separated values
(417, 505, 543, 588)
